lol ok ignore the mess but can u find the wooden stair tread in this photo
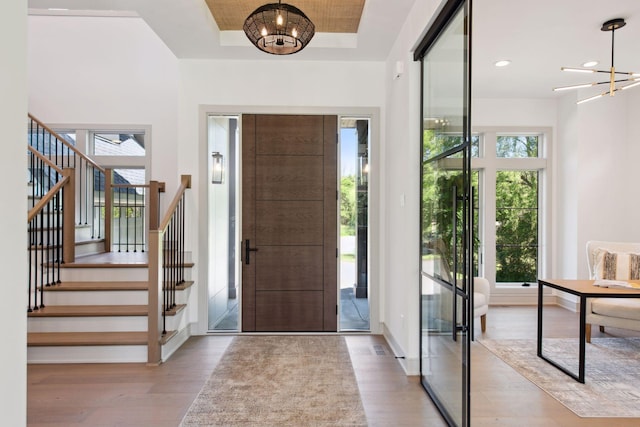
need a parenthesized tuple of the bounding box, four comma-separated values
(28, 305, 148, 317)
(43, 281, 149, 291)
(161, 330, 178, 344)
(164, 280, 194, 291)
(75, 238, 105, 246)
(27, 331, 148, 346)
(164, 304, 186, 316)
(59, 262, 149, 268)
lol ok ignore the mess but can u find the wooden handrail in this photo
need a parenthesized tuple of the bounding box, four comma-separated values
(111, 184, 152, 189)
(28, 113, 106, 174)
(27, 175, 70, 222)
(159, 175, 191, 232)
(27, 146, 64, 175)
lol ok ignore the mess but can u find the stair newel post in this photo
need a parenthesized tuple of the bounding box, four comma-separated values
(104, 168, 113, 253)
(62, 168, 75, 264)
(148, 229, 163, 365)
(148, 181, 162, 231)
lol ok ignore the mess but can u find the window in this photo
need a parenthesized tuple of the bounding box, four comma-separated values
(472, 130, 549, 288)
(93, 132, 145, 156)
(495, 170, 538, 283)
(50, 125, 150, 251)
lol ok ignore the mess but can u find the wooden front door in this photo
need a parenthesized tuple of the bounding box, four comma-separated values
(241, 114, 337, 332)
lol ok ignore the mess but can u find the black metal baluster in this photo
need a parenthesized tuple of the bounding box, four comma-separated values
(172, 211, 177, 308)
(39, 209, 45, 308)
(28, 218, 34, 312)
(84, 161, 88, 225)
(118, 189, 122, 252)
(56, 189, 62, 283)
(133, 188, 138, 252)
(180, 194, 185, 284)
(162, 227, 168, 335)
(126, 186, 130, 252)
(40, 125, 46, 163)
(46, 186, 52, 289)
(95, 171, 100, 239)
(141, 196, 146, 253)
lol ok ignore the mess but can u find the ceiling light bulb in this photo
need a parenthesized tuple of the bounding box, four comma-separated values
(553, 83, 595, 91)
(261, 27, 268, 36)
(622, 81, 640, 90)
(292, 28, 298, 38)
(495, 60, 511, 67)
(582, 61, 599, 67)
(277, 14, 283, 26)
(561, 67, 596, 73)
(577, 92, 606, 105)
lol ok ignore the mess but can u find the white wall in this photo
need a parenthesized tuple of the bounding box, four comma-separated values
(178, 59, 386, 334)
(1, 1, 27, 425)
(28, 15, 180, 195)
(573, 89, 640, 277)
(556, 93, 579, 279)
(382, 0, 440, 374)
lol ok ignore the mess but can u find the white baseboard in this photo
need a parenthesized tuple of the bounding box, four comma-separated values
(162, 324, 192, 362)
(381, 323, 419, 376)
(556, 294, 579, 312)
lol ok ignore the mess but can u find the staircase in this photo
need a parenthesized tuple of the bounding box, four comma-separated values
(26, 114, 194, 364)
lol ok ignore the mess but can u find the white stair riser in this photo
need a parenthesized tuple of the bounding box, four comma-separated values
(28, 345, 147, 364)
(75, 241, 105, 257)
(163, 310, 187, 332)
(60, 268, 149, 282)
(42, 290, 148, 305)
(75, 225, 93, 241)
(28, 316, 148, 333)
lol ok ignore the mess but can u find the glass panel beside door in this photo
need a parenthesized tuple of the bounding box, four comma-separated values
(417, 0, 472, 426)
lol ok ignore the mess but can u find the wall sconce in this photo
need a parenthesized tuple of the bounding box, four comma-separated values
(211, 152, 224, 184)
(359, 156, 369, 185)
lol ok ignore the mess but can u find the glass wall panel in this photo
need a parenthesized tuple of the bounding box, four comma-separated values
(418, 1, 471, 426)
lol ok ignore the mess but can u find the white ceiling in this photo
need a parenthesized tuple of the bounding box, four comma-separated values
(27, 0, 640, 100)
(473, 0, 640, 99)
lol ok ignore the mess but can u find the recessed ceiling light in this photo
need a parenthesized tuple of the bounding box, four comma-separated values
(48, 8, 69, 11)
(495, 60, 511, 67)
(582, 60, 599, 67)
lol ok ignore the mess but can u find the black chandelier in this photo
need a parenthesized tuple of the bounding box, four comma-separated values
(243, 0, 315, 55)
(553, 18, 640, 104)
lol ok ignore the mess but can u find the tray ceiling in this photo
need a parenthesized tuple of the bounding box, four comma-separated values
(205, 0, 365, 33)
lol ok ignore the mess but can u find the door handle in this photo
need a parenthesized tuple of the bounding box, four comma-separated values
(452, 185, 458, 342)
(245, 239, 259, 265)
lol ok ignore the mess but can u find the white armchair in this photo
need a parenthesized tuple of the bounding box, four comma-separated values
(474, 277, 491, 332)
(585, 240, 640, 342)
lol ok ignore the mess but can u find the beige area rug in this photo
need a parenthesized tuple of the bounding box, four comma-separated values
(479, 337, 640, 418)
(180, 335, 367, 426)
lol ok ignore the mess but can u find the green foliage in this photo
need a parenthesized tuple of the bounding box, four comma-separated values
(340, 175, 356, 234)
(496, 136, 538, 158)
(495, 170, 538, 282)
(421, 132, 539, 283)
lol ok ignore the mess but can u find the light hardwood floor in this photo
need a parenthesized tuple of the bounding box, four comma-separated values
(27, 306, 640, 426)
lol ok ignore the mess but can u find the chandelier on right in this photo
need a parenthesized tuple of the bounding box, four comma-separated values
(553, 18, 640, 104)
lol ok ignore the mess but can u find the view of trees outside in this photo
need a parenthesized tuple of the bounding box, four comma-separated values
(495, 136, 539, 283)
(340, 175, 356, 237)
(422, 132, 539, 284)
(421, 130, 470, 283)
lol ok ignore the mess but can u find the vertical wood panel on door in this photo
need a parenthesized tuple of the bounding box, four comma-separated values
(242, 114, 337, 332)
